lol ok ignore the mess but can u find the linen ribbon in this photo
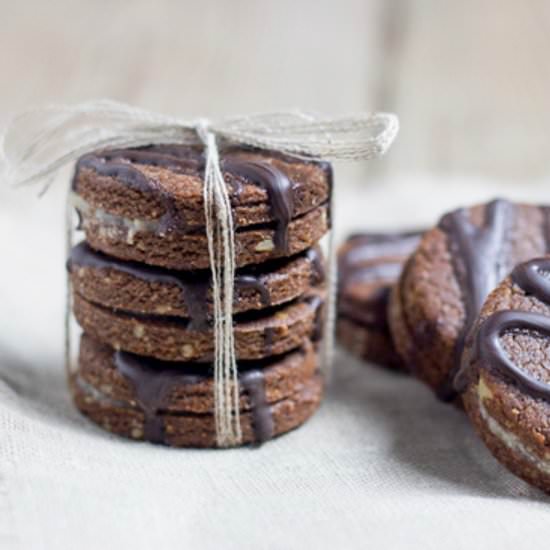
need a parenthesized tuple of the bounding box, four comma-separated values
(0, 99, 399, 447)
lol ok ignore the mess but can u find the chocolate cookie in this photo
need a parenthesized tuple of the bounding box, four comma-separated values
(69, 242, 324, 319)
(72, 145, 332, 270)
(337, 231, 422, 369)
(389, 199, 550, 401)
(72, 290, 325, 362)
(458, 257, 550, 492)
(72, 334, 322, 447)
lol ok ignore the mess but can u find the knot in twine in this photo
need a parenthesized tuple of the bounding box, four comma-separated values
(0, 99, 399, 447)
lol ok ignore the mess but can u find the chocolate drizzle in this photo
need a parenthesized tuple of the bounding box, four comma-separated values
(338, 231, 421, 288)
(240, 370, 274, 443)
(73, 147, 202, 235)
(305, 248, 325, 285)
(467, 258, 550, 401)
(73, 146, 301, 248)
(235, 275, 271, 307)
(114, 352, 181, 444)
(437, 199, 513, 401)
(180, 281, 210, 331)
(222, 158, 295, 253)
(69, 242, 276, 330)
(337, 231, 422, 328)
(113, 349, 276, 444)
(307, 294, 325, 342)
(69, 242, 211, 331)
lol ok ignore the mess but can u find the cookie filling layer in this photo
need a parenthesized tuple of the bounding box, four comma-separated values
(478, 391, 550, 476)
(71, 192, 329, 246)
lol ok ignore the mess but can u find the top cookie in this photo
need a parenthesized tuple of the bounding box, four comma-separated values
(72, 145, 332, 270)
(389, 199, 550, 401)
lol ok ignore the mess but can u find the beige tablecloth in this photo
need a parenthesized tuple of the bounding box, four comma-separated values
(1, 175, 549, 550)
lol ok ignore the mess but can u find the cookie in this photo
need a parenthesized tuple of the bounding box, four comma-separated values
(460, 257, 550, 493)
(72, 334, 322, 447)
(72, 290, 325, 361)
(69, 241, 325, 320)
(72, 145, 332, 269)
(337, 231, 421, 369)
(389, 199, 550, 401)
(77, 333, 318, 414)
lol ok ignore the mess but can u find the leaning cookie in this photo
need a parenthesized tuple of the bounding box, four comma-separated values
(72, 334, 322, 447)
(389, 199, 550, 401)
(337, 231, 422, 369)
(460, 257, 550, 493)
(72, 145, 331, 269)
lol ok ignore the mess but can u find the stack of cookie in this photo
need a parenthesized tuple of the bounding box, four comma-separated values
(67, 144, 332, 447)
(338, 198, 550, 494)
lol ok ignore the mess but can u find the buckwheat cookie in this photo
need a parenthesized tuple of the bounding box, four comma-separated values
(389, 199, 550, 401)
(72, 334, 322, 447)
(69, 241, 324, 319)
(72, 145, 332, 269)
(72, 290, 325, 361)
(460, 257, 550, 493)
(337, 231, 422, 369)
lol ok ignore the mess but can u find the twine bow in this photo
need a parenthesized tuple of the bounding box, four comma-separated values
(0, 99, 398, 447)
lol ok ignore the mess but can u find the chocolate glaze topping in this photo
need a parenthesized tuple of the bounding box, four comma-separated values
(437, 199, 513, 401)
(464, 258, 550, 401)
